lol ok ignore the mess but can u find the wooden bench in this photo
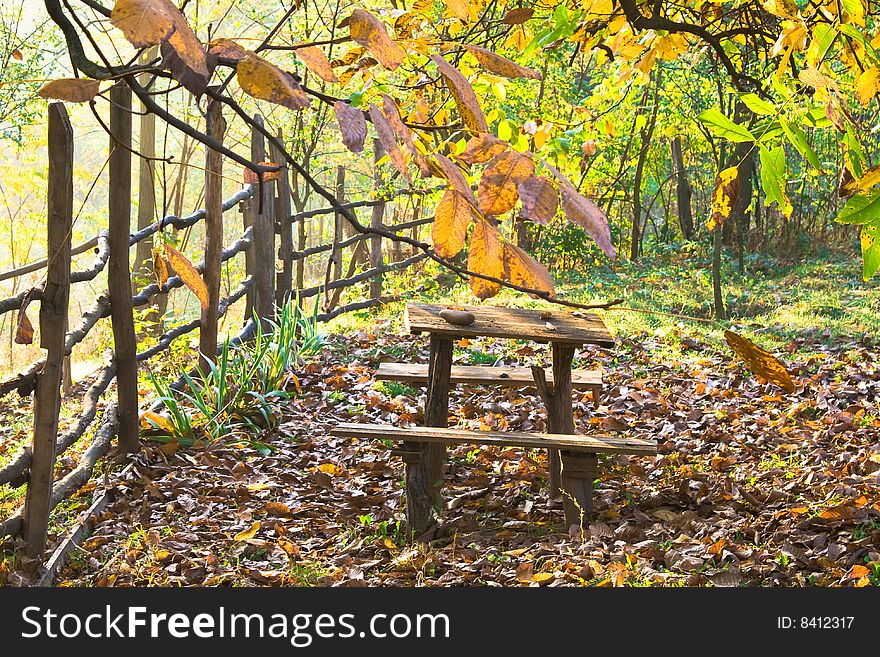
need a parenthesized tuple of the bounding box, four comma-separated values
(377, 362, 604, 408)
(331, 422, 656, 530)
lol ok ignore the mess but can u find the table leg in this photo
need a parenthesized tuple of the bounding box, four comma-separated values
(405, 334, 452, 535)
(559, 450, 598, 528)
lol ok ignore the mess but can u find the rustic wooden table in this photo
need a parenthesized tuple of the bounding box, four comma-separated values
(403, 303, 615, 529)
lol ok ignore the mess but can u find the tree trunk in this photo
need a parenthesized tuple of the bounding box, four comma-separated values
(670, 136, 694, 240)
(199, 100, 225, 369)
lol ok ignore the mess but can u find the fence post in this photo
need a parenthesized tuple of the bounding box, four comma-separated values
(370, 138, 386, 301)
(200, 99, 225, 368)
(249, 115, 275, 323)
(332, 166, 345, 283)
(271, 129, 293, 310)
(22, 102, 73, 558)
(108, 82, 140, 454)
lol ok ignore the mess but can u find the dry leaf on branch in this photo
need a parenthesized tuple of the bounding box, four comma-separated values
(458, 133, 508, 165)
(468, 218, 504, 299)
(503, 242, 554, 297)
(517, 175, 559, 225)
(348, 9, 406, 70)
(334, 101, 367, 153)
(293, 44, 338, 83)
(436, 154, 478, 207)
(163, 243, 209, 311)
(37, 79, 100, 103)
(546, 163, 615, 258)
(237, 52, 310, 110)
(430, 54, 489, 133)
(724, 330, 796, 392)
(463, 44, 541, 80)
(709, 166, 739, 231)
(243, 162, 282, 184)
(14, 304, 34, 345)
(432, 189, 472, 258)
(476, 151, 535, 216)
(367, 103, 410, 182)
(152, 247, 169, 289)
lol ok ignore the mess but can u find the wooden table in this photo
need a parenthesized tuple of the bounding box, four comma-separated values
(403, 303, 614, 530)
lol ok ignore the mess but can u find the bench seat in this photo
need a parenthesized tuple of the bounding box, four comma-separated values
(376, 363, 604, 406)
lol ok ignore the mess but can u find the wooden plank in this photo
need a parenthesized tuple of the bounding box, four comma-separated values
(376, 363, 602, 389)
(272, 129, 293, 310)
(331, 423, 657, 455)
(107, 83, 140, 455)
(199, 99, 225, 368)
(405, 303, 614, 347)
(249, 115, 275, 323)
(23, 102, 74, 558)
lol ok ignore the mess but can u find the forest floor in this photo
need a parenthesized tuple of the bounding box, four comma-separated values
(2, 251, 879, 587)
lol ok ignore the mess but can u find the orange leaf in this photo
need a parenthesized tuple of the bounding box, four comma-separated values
(476, 151, 534, 216)
(435, 154, 477, 207)
(334, 101, 367, 153)
(163, 243, 209, 310)
(458, 133, 508, 165)
(243, 162, 282, 184)
(724, 330, 795, 393)
(11, 48, 23, 61)
(110, 0, 209, 95)
(368, 103, 410, 182)
(348, 9, 406, 70)
(430, 54, 489, 133)
(468, 218, 503, 299)
(502, 8, 534, 24)
(37, 79, 100, 103)
(14, 304, 34, 345)
(502, 241, 554, 297)
(265, 501, 294, 517)
(140, 410, 175, 433)
(237, 52, 310, 110)
(432, 189, 472, 258)
(848, 564, 870, 579)
(294, 44, 338, 83)
(152, 247, 168, 289)
(382, 94, 427, 174)
(207, 38, 248, 62)
(463, 44, 541, 80)
(518, 175, 559, 225)
(233, 521, 261, 541)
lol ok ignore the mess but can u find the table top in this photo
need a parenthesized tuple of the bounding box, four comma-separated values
(404, 303, 614, 347)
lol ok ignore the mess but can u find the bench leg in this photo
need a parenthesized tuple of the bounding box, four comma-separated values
(548, 450, 562, 505)
(400, 443, 434, 535)
(560, 451, 598, 529)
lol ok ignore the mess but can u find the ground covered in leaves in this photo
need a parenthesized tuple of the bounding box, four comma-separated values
(45, 321, 880, 588)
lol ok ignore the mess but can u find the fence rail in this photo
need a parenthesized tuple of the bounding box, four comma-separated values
(0, 96, 433, 562)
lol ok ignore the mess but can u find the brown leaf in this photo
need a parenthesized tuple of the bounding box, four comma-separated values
(207, 38, 248, 62)
(430, 54, 489, 133)
(367, 103, 410, 182)
(458, 133, 508, 164)
(817, 504, 863, 521)
(333, 101, 367, 153)
(111, 0, 209, 96)
(265, 501, 294, 517)
(243, 162, 282, 184)
(468, 218, 503, 299)
(476, 151, 534, 216)
(163, 243, 209, 311)
(502, 8, 534, 24)
(546, 162, 615, 258)
(502, 242, 554, 297)
(152, 247, 168, 289)
(14, 304, 34, 345)
(463, 44, 541, 80)
(11, 48, 23, 61)
(381, 94, 422, 167)
(237, 52, 310, 110)
(294, 44, 338, 83)
(724, 330, 795, 392)
(37, 79, 100, 103)
(433, 190, 472, 258)
(435, 154, 477, 206)
(515, 561, 533, 583)
(233, 521, 261, 541)
(349, 9, 406, 70)
(517, 175, 558, 225)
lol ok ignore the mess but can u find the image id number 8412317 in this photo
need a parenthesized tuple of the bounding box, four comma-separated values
(777, 617, 855, 629)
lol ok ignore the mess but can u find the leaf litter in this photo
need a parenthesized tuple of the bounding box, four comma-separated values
(44, 326, 880, 587)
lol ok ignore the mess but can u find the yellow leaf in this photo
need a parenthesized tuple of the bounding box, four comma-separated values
(708, 166, 739, 232)
(431, 54, 489, 133)
(140, 410, 175, 433)
(476, 151, 535, 216)
(724, 330, 795, 393)
(349, 9, 406, 70)
(503, 241, 555, 297)
(233, 521, 261, 541)
(841, 165, 880, 196)
(163, 242, 209, 310)
(293, 44, 338, 83)
(37, 78, 100, 103)
(856, 67, 880, 107)
(458, 133, 508, 164)
(468, 218, 503, 299)
(317, 463, 342, 475)
(441, 0, 471, 20)
(238, 52, 310, 110)
(433, 189, 472, 258)
(462, 45, 541, 80)
(531, 572, 554, 583)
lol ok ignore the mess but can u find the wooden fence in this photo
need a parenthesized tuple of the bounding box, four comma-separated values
(0, 89, 432, 562)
